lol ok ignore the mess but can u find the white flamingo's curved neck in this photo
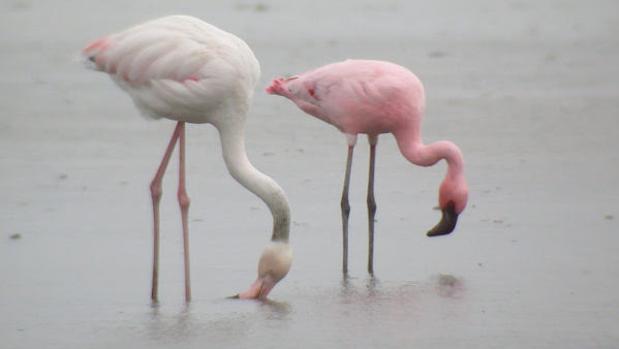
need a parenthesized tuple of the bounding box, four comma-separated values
(215, 121, 290, 242)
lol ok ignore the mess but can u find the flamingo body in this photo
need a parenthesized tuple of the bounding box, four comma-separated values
(268, 60, 425, 136)
(84, 15, 259, 125)
(268, 59, 468, 273)
(83, 15, 292, 301)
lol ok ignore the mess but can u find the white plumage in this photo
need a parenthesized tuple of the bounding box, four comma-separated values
(83, 15, 291, 302)
(84, 15, 260, 124)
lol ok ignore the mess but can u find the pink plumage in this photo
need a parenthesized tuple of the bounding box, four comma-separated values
(268, 59, 468, 273)
(267, 60, 425, 135)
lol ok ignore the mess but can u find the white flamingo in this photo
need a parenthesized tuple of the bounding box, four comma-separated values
(82, 15, 292, 302)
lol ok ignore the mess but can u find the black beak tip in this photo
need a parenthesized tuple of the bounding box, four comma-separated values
(426, 224, 456, 237)
(427, 202, 459, 237)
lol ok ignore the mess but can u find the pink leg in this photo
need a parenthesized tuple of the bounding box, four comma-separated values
(150, 122, 182, 302)
(177, 122, 192, 302)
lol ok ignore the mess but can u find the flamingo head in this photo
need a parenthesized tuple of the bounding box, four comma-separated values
(427, 175, 468, 237)
(235, 241, 292, 300)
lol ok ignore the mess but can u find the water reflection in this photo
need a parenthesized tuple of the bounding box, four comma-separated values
(101, 274, 467, 348)
(140, 297, 292, 345)
(434, 274, 465, 299)
(257, 299, 292, 320)
(335, 273, 466, 311)
(145, 302, 198, 342)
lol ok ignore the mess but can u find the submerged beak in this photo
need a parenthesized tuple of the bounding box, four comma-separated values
(427, 202, 459, 237)
(233, 276, 276, 300)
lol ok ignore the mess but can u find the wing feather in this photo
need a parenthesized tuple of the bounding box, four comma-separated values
(83, 15, 260, 121)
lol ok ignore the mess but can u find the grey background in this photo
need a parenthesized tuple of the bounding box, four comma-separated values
(1, 0, 618, 348)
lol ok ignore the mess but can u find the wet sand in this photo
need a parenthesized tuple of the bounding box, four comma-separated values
(1, 1, 618, 348)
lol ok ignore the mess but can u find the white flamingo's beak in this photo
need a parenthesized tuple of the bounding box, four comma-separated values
(235, 276, 277, 300)
(230, 242, 292, 300)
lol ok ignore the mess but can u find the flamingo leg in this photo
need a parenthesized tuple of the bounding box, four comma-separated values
(149, 122, 182, 302)
(366, 135, 378, 275)
(340, 134, 357, 274)
(177, 122, 192, 302)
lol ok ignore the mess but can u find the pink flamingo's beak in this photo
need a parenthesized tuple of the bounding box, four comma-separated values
(427, 201, 459, 237)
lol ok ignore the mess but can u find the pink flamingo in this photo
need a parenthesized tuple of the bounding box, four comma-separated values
(82, 15, 292, 302)
(266, 60, 468, 274)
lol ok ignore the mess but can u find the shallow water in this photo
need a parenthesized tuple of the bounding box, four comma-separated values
(1, 0, 619, 348)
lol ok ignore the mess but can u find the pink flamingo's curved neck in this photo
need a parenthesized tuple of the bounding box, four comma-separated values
(394, 127, 464, 178)
(393, 124, 467, 214)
